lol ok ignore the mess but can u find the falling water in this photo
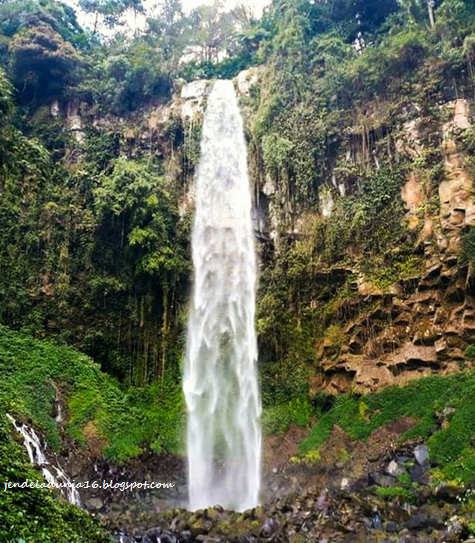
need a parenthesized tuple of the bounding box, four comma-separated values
(7, 414, 81, 506)
(183, 80, 261, 511)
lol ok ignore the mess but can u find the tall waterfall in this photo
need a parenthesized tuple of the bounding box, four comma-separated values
(183, 80, 261, 511)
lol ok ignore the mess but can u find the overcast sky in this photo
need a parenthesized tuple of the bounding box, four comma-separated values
(181, 0, 270, 13)
(65, 0, 271, 33)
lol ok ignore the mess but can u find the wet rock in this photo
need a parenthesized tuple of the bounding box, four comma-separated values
(404, 513, 444, 532)
(170, 518, 188, 533)
(413, 445, 430, 466)
(408, 464, 429, 485)
(385, 521, 400, 533)
(434, 484, 461, 502)
(260, 517, 278, 538)
(405, 514, 430, 531)
(190, 519, 213, 537)
(386, 460, 406, 477)
(206, 507, 221, 520)
(369, 472, 395, 487)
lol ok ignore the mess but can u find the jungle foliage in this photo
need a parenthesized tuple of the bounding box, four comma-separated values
(0, 406, 110, 542)
(1, 0, 475, 489)
(0, 64, 189, 385)
(252, 0, 475, 410)
(0, 325, 184, 462)
(301, 369, 475, 485)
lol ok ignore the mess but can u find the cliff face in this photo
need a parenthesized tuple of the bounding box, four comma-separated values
(314, 100, 475, 393)
(113, 73, 475, 397)
(237, 71, 475, 397)
(9, 67, 475, 399)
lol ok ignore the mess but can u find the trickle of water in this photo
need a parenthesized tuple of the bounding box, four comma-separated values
(183, 80, 261, 511)
(7, 414, 81, 506)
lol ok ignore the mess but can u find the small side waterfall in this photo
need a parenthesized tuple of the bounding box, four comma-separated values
(7, 414, 81, 506)
(183, 80, 261, 511)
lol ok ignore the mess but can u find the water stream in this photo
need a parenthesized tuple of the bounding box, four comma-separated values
(7, 413, 81, 506)
(183, 80, 261, 511)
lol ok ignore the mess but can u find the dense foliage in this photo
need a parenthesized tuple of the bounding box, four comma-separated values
(301, 370, 475, 485)
(2, 1, 475, 536)
(250, 0, 475, 409)
(0, 60, 191, 384)
(0, 325, 184, 460)
(0, 409, 110, 542)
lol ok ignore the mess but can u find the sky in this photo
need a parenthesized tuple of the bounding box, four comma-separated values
(180, 0, 270, 13)
(65, 0, 272, 34)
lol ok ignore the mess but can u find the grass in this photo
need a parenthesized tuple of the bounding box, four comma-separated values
(0, 408, 111, 543)
(375, 486, 414, 502)
(0, 325, 185, 462)
(262, 396, 313, 434)
(301, 370, 475, 484)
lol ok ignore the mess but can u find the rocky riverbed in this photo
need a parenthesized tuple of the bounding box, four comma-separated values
(108, 434, 475, 543)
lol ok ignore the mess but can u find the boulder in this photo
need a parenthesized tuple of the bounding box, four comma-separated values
(386, 460, 406, 478)
(413, 444, 429, 466)
(369, 472, 395, 487)
(181, 80, 208, 100)
(404, 514, 430, 531)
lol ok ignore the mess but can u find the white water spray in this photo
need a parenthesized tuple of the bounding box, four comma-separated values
(183, 80, 261, 511)
(7, 414, 81, 506)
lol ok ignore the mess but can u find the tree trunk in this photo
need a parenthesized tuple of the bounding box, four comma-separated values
(427, 0, 435, 29)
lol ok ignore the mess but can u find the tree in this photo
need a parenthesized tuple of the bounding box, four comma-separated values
(188, 0, 235, 62)
(78, 0, 144, 34)
(145, 0, 189, 69)
(0, 0, 87, 48)
(0, 68, 13, 121)
(9, 23, 83, 101)
(397, 0, 445, 28)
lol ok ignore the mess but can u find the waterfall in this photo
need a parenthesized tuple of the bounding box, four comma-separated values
(7, 414, 81, 506)
(183, 80, 261, 511)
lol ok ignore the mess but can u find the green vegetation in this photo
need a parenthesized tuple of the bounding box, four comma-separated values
(2, 0, 475, 534)
(262, 396, 313, 434)
(0, 410, 110, 542)
(461, 226, 475, 270)
(314, 166, 412, 267)
(0, 61, 190, 385)
(249, 0, 475, 401)
(0, 325, 184, 461)
(302, 370, 475, 484)
(375, 485, 415, 502)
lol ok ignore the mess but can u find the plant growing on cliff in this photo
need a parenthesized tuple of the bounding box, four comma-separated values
(461, 227, 475, 272)
(316, 165, 408, 266)
(301, 370, 475, 485)
(0, 326, 185, 461)
(0, 407, 110, 542)
(9, 24, 83, 102)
